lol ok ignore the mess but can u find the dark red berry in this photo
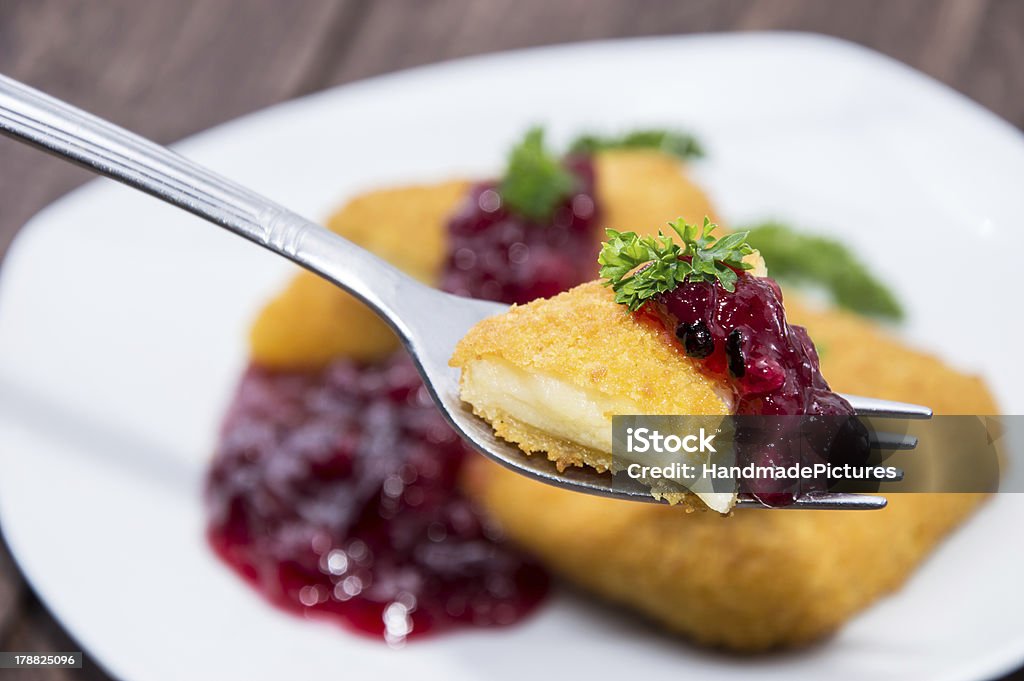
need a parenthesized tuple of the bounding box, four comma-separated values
(726, 329, 746, 378)
(675, 320, 715, 358)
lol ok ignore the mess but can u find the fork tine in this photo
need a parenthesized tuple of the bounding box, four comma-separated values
(844, 393, 932, 419)
(870, 432, 918, 450)
(735, 492, 888, 510)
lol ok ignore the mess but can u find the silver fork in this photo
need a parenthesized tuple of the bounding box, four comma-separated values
(0, 74, 930, 510)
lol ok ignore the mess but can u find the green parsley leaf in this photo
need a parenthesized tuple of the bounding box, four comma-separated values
(744, 222, 904, 321)
(569, 129, 704, 160)
(598, 217, 754, 311)
(498, 127, 577, 221)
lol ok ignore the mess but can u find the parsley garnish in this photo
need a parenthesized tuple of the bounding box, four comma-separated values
(744, 222, 904, 320)
(499, 127, 577, 221)
(599, 217, 754, 310)
(569, 129, 704, 160)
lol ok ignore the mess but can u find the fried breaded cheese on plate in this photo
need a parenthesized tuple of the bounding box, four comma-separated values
(248, 149, 995, 652)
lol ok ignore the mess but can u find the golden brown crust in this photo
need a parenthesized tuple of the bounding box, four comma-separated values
(466, 459, 985, 651)
(248, 273, 401, 367)
(450, 281, 729, 416)
(785, 297, 996, 415)
(323, 181, 469, 283)
(594, 150, 721, 237)
(471, 408, 610, 472)
(249, 180, 469, 367)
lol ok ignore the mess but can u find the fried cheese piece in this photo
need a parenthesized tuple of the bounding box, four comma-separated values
(249, 180, 469, 367)
(594, 150, 720, 234)
(450, 282, 729, 466)
(450, 281, 738, 511)
(463, 299, 995, 651)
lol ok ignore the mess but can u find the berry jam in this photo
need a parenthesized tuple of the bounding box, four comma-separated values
(440, 156, 600, 304)
(207, 158, 600, 641)
(207, 355, 549, 642)
(655, 273, 866, 505)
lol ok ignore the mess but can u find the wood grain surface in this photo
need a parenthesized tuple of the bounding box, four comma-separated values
(1, 1, 1021, 679)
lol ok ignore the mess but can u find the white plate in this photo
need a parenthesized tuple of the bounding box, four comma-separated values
(2, 33, 1023, 681)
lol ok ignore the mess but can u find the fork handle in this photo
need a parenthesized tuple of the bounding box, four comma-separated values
(0, 73, 422, 341)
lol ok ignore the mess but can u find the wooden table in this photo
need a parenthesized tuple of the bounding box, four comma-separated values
(1, 1, 1021, 678)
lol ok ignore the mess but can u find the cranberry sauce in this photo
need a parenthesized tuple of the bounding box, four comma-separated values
(655, 273, 867, 505)
(207, 157, 601, 641)
(440, 156, 600, 304)
(657, 274, 851, 416)
(207, 355, 549, 642)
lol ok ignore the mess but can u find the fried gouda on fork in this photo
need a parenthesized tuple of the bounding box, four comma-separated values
(449, 248, 765, 499)
(449, 281, 729, 470)
(464, 298, 995, 651)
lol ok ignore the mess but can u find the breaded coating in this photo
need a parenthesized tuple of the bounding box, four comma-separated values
(465, 461, 984, 651)
(465, 301, 996, 651)
(249, 180, 469, 367)
(594, 150, 720, 238)
(247, 273, 401, 367)
(450, 282, 728, 471)
(786, 297, 995, 414)
(450, 282, 723, 413)
(324, 181, 468, 283)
